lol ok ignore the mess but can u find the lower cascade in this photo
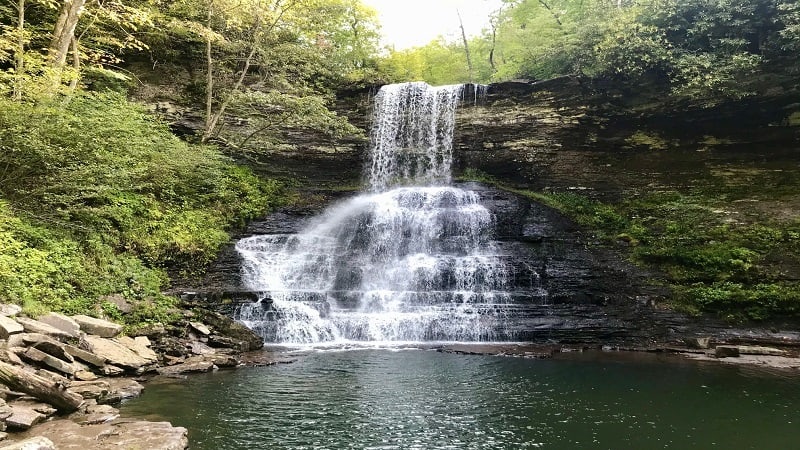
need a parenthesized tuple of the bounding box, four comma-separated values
(235, 82, 540, 344)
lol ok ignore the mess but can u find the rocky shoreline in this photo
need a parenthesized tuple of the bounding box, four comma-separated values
(1, 295, 797, 449)
(0, 302, 270, 449)
(435, 339, 800, 373)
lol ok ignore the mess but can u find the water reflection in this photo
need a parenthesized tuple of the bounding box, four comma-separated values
(122, 350, 800, 449)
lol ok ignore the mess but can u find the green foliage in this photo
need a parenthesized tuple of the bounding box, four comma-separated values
(681, 282, 800, 321)
(0, 93, 283, 325)
(224, 90, 363, 152)
(459, 167, 800, 322)
(521, 191, 630, 236)
(379, 0, 800, 102)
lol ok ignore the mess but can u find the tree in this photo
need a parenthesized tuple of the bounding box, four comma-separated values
(49, 0, 85, 70)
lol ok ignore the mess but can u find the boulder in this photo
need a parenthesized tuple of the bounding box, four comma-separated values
(0, 400, 12, 421)
(0, 305, 21, 318)
(0, 317, 23, 340)
(80, 336, 154, 370)
(99, 379, 144, 404)
(13, 319, 72, 341)
(101, 294, 132, 314)
(74, 370, 98, 381)
(0, 350, 23, 367)
(210, 354, 239, 368)
(198, 310, 263, 351)
(0, 436, 56, 450)
(189, 322, 211, 336)
(714, 345, 740, 358)
(36, 313, 80, 338)
(684, 337, 711, 349)
(71, 315, 122, 338)
(189, 341, 215, 355)
(206, 335, 249, 352)
(156, 359, 215, 376)
(116, 336, 159, 362)
(101, 365, 125, 377)
(134, 336, 152, 347)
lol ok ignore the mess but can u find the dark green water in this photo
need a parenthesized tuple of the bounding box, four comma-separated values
(122, 350, 800, 449)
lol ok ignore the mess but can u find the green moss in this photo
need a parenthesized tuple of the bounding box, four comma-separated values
(625, 131, 670, 150)
(787, 111, 800, 126)
(456, 168, 499, 184)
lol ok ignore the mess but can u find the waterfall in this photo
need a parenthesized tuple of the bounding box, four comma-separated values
(235, 82, 524, 344)
(368, 82, 463, 190)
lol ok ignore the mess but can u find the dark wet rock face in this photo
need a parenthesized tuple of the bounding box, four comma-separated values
(179, 78, 800, 345)
(453, 76, 800, 200)
(184, 183, 676, 345)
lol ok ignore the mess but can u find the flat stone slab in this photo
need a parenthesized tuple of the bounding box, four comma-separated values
(156, 359, 215, 376)
(22, 334, 74, 363)
(80, 336, 153, 370)
(683, 352, 800, 370)
(116, 336, 159, 362)
(0, 436, 56, 450)
(0, 304, 22, 317)
(737, 345, 787, 356)
(189, 322, 211, 336)
(37, 313, 80, 338)
(63, 344, 107, 368)
(16, 419, 187, 450)
(19, 347, 76, 375)
(13, 318, 72, 341)
(5, 406, 46, 430)
(71, 316, 122, 338)
(0, 316, 23, 340)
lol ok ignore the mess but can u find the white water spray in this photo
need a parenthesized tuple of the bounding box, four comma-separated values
(235, 82, 520, 344)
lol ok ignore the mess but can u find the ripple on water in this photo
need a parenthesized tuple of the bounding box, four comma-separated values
(122, 350, 800, 450)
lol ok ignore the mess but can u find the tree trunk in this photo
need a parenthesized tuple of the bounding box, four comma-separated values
(0, 361, 83, 412)
(13, 0, 25, 101)
(49, 0, 86, 68)
(457, 9, 473, 83)
(488, 14, 499, 74)
(204, 1, 215, 136)
(201, 0, 299, 142)
(66, 37, 81, 96)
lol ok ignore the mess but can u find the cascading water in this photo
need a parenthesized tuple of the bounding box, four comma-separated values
(235, 82, 529, 344)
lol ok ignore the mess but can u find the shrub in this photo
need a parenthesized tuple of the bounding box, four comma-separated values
(0, 94, 284, 325)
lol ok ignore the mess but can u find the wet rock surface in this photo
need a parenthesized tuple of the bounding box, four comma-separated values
(174, 78, 799, 346)
(13, 419, 187, 450)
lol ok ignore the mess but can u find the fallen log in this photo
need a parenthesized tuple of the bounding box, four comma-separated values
(0, 361, 83, 412)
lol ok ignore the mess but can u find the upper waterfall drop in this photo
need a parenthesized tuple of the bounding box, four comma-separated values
(367, 82, 464, 190)
(234, 82, 532, 345)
